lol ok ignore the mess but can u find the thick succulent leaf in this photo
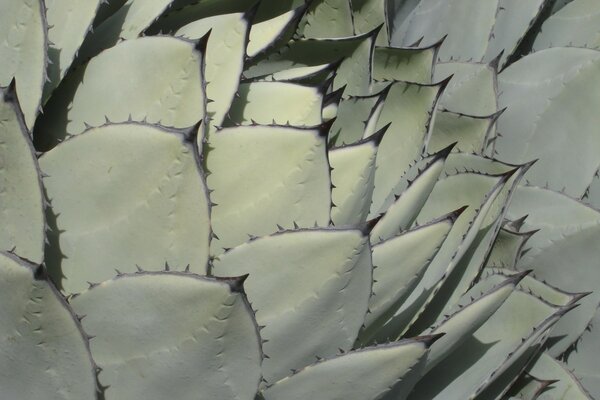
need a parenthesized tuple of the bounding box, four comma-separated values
(0, 252, 97, 399)
(206, 125, 330, 254)
(370, 172, 505, 341)
(262, 338, 432, 400)
(212, 228, 372, 384)
(486, 226, 535, 269)
(59, 36, 206, 139)
(533, 0, 600, 51)
(427, 110, 499, 155)
(330, 88, 386, 146)
(370, 79, 447, 213)
(424, 273, 526, 373)
(582, 170, 600, 210)
(359, 216, 454, 342)
(370, 145, 453, 240)
(410, 167, 524, 333)
(92, 0, 128, 26)
(39, 123, 211, 294)
(507, 185, 600, 356)
(296, 0, 354, 39)
(176, 11, 251, 130)
(259, 63, 336, 84)
(246, 31, 377, 96)
(330, 133, 382, 226)
(409, 290, 567, 399)
(497, 47, 600, 197)
(551, 0, 576, 13)
(352, 0, 389, 45)
(516, 352, 592, 400)
(225, 82, 323, 127)
(247, 6, 305, 58)
(443, 152, 518, 176)
(0, 84, 45, 263)
(44, 0, 101, 98)
(372, 43, 437, 84)
(77, 0, 181, 60)
(390, 0, 544, 66)
(0, 0, 46, 129)
(433, 61, 498, 117)
(565, 308, 600, 398)
(70, 272, 262, 400)
(508, 373, 559, 400)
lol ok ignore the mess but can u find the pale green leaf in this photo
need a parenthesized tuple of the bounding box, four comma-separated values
(352, 0, 389, 45)
(296, 0, 354, 39)
(427, 110, 499, 155)
(206, 125, 330, 254)
(497, 48, 600, 197)
(225, 82, 324, 127)
(565, 309, 600, 398)
(533, 0, 600, 51)
(176, 11, 251, 130)
(66, 36, 206, 137)
(70, 272, 262, 400)
(0, 252, 96, 400)
(372, 43, 437, 84)
(0, 0, 46, 129)
(212, 228, 372, 384)
(262, 338, 432, 400)
(247, 7, 304, 58)
(0, 84, 45, 264)
(39, 123, 211, 294)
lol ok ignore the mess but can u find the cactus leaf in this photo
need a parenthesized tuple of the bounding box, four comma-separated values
(70, 271, 262, 400)
(212, 228, 372, 384)
(39, 123, 211, 294)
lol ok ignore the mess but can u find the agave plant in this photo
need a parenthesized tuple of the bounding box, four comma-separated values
(1, 0, 599, 399)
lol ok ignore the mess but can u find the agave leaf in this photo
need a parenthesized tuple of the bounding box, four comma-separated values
(442, 152, 518, 176)
(372, 43, 438, 84)
(225, 81, 324, 127)
(206, 125, 330, 254)
(76, 0, 183, 61)
(258, 63, 337, 84)
(247, 6, 306, 58)
(409, 289, 569, 399)
(296, 0, 354, 39)
(92, 0, 127, 26)
(359, 214, 455, 343)
(582, 169, 600, 210)
(212, 228, 372, 384)
(330, 131, 384, 226)
(533, 0, 600, 51)
(409, 166, 524, 333)
(44, 0, 101, 99)
(176, 10, 252, 130)
(57, 36, 206, 140)
(514, 352, 593, 400)
(551, 0, 576, 13)
(507, 185, 600, 356)
(370, 171, 506, 341)
(370, 144, 454, 240)
(424, 272, 527, 373)
(486, 225, 536, 269)
(369, 79, 447, 212)
(0, 0, 46, 129)
(0, 252, 97, 399)
(246, 31, 377, 95)
(262, 338, 434, 400)
(70, 272, 262, 400)
(39, 123, 211, 294)
(329, 87, 387, 146)
(497, 47, 600, 197)
(351, 0, 390, 45)
(389, 0, 544, 66)
(433, 61, 499, 117)
(0, 83, 45, 264)
(427, 109, 500, 155)
(508, 372, 559, 400)
(564, 308, 600, 398)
